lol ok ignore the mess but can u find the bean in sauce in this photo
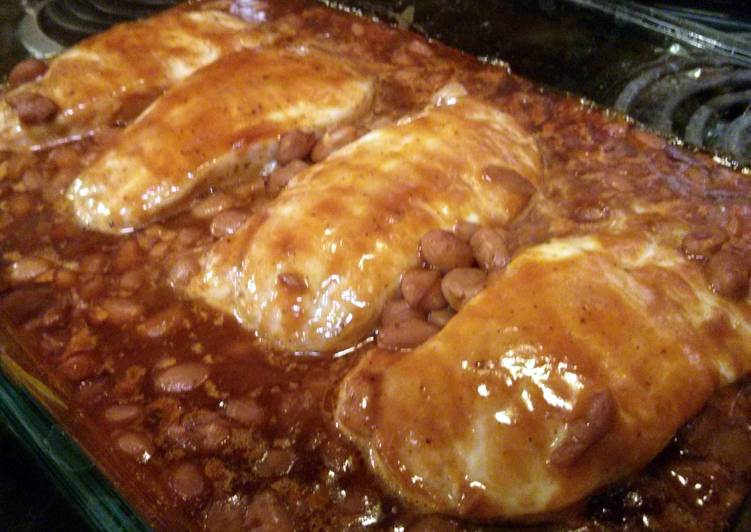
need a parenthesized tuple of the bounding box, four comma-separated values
(7, 91, 59, 125)
(7, 58, 48, 88)
(420, 229, 474, 272)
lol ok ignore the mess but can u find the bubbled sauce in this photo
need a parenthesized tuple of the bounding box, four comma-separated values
(1, 0, 751, 530)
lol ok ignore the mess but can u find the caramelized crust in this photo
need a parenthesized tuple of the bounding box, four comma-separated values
(188, 95, 542, 352)
(67, 46, 375, 233)
(0, 7, 270, 150)
(336, 233, 751, 520)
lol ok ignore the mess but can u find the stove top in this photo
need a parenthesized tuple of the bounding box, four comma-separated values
(17, 0, 178, 56)
(343, 0, 751, 166)
(6, 0, 751, 166)
(615, 49, 751, 164)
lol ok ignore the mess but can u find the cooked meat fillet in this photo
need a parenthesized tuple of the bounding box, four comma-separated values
(335, 233, 751, 521)
(68, 46, 375, 233)
(188, 95, 542, 352)
(1, 8, 269, 151)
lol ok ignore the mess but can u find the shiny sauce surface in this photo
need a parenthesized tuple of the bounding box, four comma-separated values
(1, 1, 751, 531)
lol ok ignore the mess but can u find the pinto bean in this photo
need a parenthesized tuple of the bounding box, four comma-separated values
(193, 418, 230, 452)
(167, 410, 230, 452)
(76, 376, 112, 407)
(176, 227, 202, 248)
(116, 431, 154, 462)
(7, 92, 59, 125)
(381, 299, 423, 326)
(682, 227, 727, 260)
(338, 485, 382, 519)
(311, 125, 359, 162)
(441, 268, 487, 311)
(154, 356, 177, 371)
(255, 448, 297, 478)
(420, 230, 473, 272)
(154, 363, 209, 393)
(400, 269, 440, 308)
(407, 516, 460, 532)
(470, 227, 510, 271)
(59, 354, 97, 381)
(191, 192, 234, 220)
(100, 297, 144, 325)
(8, 192, 33, 217)
(22, 168, 44, 190)
(277, 129, 316, 164)
(337, 372, 378, 437)
(80, 252, 108, 275)
(168, 255, 199, 287)
(204, 496, 247, 532)
(0, 286, 54, 324)
(54, 269, 77, 289)
(137, 304, 188, 338)
(483, 165, 536, 200)
(170, 463, 205, 500)
(244, 491, 293, 532)
(8, 58, 48, 88)
(266, 160, 308, 196)
(114, 240, 142, 272)
(418, 280, 447, 311)
(48, 145, 79, 170)
(706, 250, 750, 299)
(103, 404, 142, 424)
(321, 438, 358, 476)
(8, 256, 51, 283)
(377, 318, 439, 350)
(210, 209, 247, 237)
(224, 398, 266, 426)
(64, 326, 97, 355)
(41, 305, 66, 327)
(428, 308, 455, 327)
(120, 269, 145, 292)
(149, 240, 171, 259)
(277, 272, 306, 291)
(79, 275, 105, 300)
(550, 389, 616, 466)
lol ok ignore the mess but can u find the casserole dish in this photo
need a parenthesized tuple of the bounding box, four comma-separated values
(3, 2, 751, 528)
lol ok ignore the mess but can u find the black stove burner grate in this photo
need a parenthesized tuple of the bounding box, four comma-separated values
(24, 0, 178, 51)
(615, 51, 751, 165)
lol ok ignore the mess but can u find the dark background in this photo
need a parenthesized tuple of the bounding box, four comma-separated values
(0, 423, 85, 531)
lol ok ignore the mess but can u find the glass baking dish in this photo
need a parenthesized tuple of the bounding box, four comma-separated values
(0, 323, 149, 531)
(1, 1, 750, 530)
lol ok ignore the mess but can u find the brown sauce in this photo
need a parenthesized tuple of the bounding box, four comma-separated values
(1, 1, 751, 530)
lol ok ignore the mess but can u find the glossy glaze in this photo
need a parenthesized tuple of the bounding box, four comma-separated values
(68, 46, 375, 233)
(189, 95, 542, 352)
(0, 7, 267, 150)
(337, 233, 751, 520)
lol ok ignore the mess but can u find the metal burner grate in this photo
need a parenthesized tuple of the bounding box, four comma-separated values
(615, 49, 751, 165)
(17, 0, 177, 56)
